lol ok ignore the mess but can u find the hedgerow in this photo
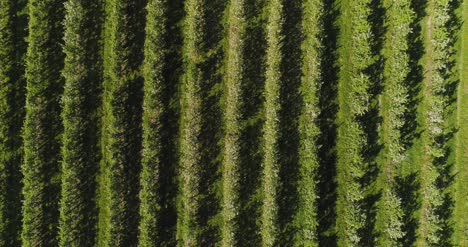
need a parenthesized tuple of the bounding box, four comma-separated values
(336, 0, 374, 245)
(417, 0, 453, 245)
(21, 0, 65, 245)
(177, 0, 205, 245)
(138, 0, 177, 245)
(292, 0, 323, 245)
(374, 0, 413, 245)
(0, 1, 463, 246)
(0, 0, 26, 245)
(261, 0, 284, 245)
(98, 0, 145, 245)
(59, 0, 102, 245)
(222, 0, 246, 245)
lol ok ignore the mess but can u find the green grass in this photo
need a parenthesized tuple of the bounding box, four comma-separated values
(455, 0, 468, 245)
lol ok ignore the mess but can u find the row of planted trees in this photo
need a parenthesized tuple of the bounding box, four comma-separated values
(416, 0, 455, 245)
(0, 0, 466, 246)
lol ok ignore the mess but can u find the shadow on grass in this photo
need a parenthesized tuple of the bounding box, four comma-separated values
(435, 0, 463, 245)
(277, 0, 303, 244)
(236, 0, 267, 245)
(196, 0, 228, 245)
(5, 0, 28, 245)
(316, 0, 340, 246)
(153, 0, 184, 245)
(359, 0, 386, 245)
(397, 0, 426, 245)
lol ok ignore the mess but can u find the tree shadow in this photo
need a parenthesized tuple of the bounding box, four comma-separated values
(396, 172, 421, 247)
(396, 0, 426, 245)
(316, 0, 340, 245)
(117, 0, 147, 244)
(236, 0, 267, 245)
(39, 1, 66, 245)
(435, 0, 463, 244)
(197, 0, 227, 244)
(76, 0, 105, 244)
(435, 132, 456, 246)
(401, 0, 425, 149)
(276, 0, 303, 244)
(155, 0, 184, 245)
(358, 0, 385, 245)
(5, 0, 28, 245)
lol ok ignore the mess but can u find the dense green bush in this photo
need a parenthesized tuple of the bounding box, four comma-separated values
(138, 0, 167, 246)
(335, 0, 374, 245)
(292, 0, 323, 245)
(222, 0, 246, 245)
(98, 0, 145, 245)
(59, 0, 102, 245)
(0, 0, 26, 245)
(374, 0, 413, 245)
(261, 0, 283, 245)
(138, 0, 180, 245)
(417, 0, 452, 245)
(177, 0, 205, 245)
(21, 0, 65, 245)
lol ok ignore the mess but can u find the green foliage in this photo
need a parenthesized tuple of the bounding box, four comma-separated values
(177, 0, 205, 245)
(138, 0, 166, 244)
(178, 0, 226, 244)
(222, 0, 246, 245)
(139, 0, 180, 246)
(59, 0, 102, 245)
(336, 0, 374, 245)
(0, 0, 464, 246)
(261, 0, 283, 246)
(0, 3, 15, 244)
(98, 0, 145, 245)
(374, 0, 413, 245)
(21, 0, 65, 245)
(416, 0, 453, 245)
(0, 0, 26, 245)
(292, 0, 322, 245)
